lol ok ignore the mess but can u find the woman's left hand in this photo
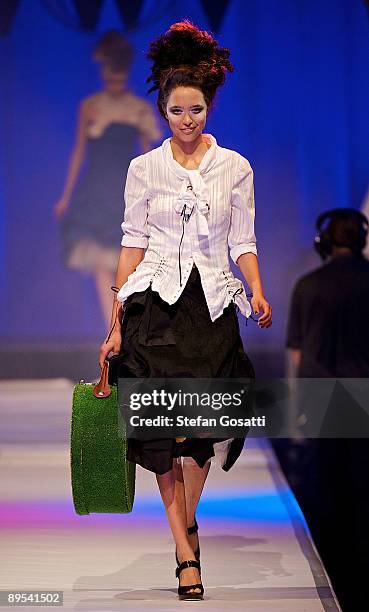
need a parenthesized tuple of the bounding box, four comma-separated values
(251, 293, 272, 328)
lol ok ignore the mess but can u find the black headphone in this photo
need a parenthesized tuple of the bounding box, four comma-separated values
(314, 208, 368, 260)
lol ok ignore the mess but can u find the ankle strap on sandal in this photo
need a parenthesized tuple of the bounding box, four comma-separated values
(175, 559, 200, 578)
(187, 518, 198, 535)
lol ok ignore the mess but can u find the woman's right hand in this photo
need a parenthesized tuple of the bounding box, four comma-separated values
(54, 196, 70, 219)
(99, 330, 122, 370)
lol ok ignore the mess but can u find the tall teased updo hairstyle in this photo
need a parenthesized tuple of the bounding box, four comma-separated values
(146, 20, 234, 120)
(93, 30, 134, 73)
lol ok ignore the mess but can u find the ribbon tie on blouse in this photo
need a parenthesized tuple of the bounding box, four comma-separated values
(162, 135, 217, 287)
(174, 174, 211, 286)
(174, 174, 210, 237)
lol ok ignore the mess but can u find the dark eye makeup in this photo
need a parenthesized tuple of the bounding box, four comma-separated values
(169, 106, 205, 113)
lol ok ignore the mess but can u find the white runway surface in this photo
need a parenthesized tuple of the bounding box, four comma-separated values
(0, 379, 341, 611)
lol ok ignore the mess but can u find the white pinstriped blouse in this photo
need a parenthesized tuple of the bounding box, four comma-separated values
(117, 133, 258, 322)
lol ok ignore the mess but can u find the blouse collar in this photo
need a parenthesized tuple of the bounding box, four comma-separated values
(161, 133, 218, 179)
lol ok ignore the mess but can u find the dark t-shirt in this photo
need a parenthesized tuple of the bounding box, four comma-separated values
(286, 253, 369, 376)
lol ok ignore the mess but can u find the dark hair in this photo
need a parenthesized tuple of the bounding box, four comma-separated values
(314, 208, 368, 260)
(93, 30, 134, 73)
(328, 213, 368, 252)
(146, 19, 234, 120)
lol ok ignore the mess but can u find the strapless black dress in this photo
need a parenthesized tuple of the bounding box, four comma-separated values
(108, 264, 255, 475)
(60, 123, 140, 272)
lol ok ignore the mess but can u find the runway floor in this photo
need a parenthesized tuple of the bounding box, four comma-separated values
(0, 379, 341, 611)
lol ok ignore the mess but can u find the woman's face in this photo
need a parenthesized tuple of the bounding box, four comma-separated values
(165, 87, 207, 143)
(101, 64, 128, 93)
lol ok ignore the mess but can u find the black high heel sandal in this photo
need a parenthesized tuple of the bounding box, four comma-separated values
(175, 517, 201, 573)
(176, 559, 204, 601)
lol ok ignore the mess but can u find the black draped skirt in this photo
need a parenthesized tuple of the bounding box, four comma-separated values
(108, 264, 255, 475)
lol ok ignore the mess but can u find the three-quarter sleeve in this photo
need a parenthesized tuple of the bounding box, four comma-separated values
(228, 155, 258, 266)
(121, 156, 150, 249)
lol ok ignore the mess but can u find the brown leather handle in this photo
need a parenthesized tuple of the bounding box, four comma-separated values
(93, 360, 111, 398)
